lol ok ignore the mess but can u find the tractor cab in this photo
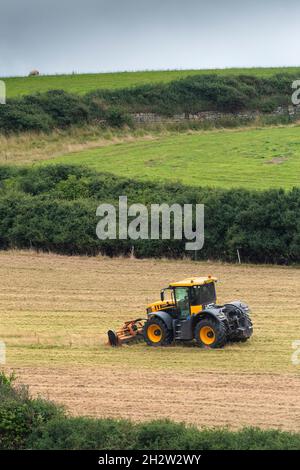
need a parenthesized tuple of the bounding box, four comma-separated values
(148, 276, 218, 320)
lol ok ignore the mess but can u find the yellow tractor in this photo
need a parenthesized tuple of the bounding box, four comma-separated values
(107, 275, 253, 348)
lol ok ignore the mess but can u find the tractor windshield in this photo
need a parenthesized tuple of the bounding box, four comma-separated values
(190, 282, 216, 306)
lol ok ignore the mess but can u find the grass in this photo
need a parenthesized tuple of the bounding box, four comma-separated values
(2, 66, 300, 98)
(0, 125, 156, 165)
(49, 125, 300, 190)
(2, 123, 300, 191)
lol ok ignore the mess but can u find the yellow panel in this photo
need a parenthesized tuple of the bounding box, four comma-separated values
(146, 300, 175, 311)
(190, 305, 202, 315)
(169, 277, 217, 287)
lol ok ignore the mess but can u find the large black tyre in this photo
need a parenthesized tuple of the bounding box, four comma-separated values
(143, 317, 173, 347)
(194, 317, 227, 349)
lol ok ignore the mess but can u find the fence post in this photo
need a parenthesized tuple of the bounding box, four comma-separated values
(0, 341, 6, 365)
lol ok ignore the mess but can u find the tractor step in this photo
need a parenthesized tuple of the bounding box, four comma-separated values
(174, 320, 183, 340)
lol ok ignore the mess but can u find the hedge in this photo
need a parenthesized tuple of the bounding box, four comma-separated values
(0, 164, 299, 264)
(0, 73, 298, 133)
(86, 73, 296, 116)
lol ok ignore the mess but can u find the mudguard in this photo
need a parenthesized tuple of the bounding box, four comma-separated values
(149, 310, 173, 330)
(200, 306, 227, 322)
(223, 301, 250, 314)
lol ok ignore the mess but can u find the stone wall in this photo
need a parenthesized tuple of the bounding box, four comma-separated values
(132, 105, 300, 124)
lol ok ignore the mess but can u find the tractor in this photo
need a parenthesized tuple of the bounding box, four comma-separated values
(107, 276, 253, 348)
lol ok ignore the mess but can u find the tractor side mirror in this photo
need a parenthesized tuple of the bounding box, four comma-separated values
(160, 290, 164, 302)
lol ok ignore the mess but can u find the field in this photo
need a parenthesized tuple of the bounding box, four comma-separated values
(50, 126, 300, 190)
(2, 66, 300, 98)
(1, 250, 300, 431)
(1, 66, 300, 436)
(2, 123, 300, 191)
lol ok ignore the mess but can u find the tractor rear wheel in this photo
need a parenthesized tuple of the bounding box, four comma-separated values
(143, 317, 173, 347)
(194, 318, 227, 348)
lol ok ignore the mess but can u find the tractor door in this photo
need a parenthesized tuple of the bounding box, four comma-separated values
(174, 287, 190, 319)
(173, 287, 193, 340)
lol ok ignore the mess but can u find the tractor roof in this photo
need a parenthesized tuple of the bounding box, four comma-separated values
(169, 276, 217, 287)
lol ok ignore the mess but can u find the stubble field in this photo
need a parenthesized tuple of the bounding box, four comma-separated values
(1, 250, 300, 430)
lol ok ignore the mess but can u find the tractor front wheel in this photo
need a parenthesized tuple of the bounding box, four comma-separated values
(143, 317, 173, 347)
(194, 318, 227, 349)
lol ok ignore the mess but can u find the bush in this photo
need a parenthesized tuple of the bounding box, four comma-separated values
(28, 417, 135, 450)
(86, 73, 295, 116)
(105, 107, 133, 128)
(0, 73, 297, 134)
(0, 164, 299, 264)
(134, 421, 300, 450)
(0, 165, 300, 264)
(0, 103, 54, 133)
(0, 372, 64, 449)
(23, 90, 90, 128)
(8, 414, 300, 450)
(0, 194, 99, 254)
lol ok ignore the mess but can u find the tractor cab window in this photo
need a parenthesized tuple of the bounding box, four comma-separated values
(161, 288, 174, 303)
(174, 287, 190, 319)
(190, 283, 216, 306)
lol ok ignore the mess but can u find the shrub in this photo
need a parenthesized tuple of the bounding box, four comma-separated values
(28, 417, 135, 450)
(0, 102, 54, 133)
(134, 421, 300, 450)
(86, 73, 295, 116)
(0, 372, 64, 449)
(105, 107, 133, 128)
(0, 165, 299, 263)
(18, 416, 300, 450)
(0, 73, 297, 134)
(23, 90, 90, 128)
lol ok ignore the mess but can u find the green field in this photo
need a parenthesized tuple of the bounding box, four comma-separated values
(3, 66, 300, 98)
(49, 126, 300, 190)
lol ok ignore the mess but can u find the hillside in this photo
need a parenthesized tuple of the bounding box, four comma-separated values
(2, 66, 300, 98)
(50, 126, 300, 190)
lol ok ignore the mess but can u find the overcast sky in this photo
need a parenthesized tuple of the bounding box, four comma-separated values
(0, 0, 299, 77)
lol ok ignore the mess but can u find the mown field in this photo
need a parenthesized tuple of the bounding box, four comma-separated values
(50, 126, 300, 190)
(1, 251, 300, 431)
(3, 66, 300, 98)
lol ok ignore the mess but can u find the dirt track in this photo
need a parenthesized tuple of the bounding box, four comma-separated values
(1, 251, 300, 430)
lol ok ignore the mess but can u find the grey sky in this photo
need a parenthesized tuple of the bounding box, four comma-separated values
(0, 0, 299, 77)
